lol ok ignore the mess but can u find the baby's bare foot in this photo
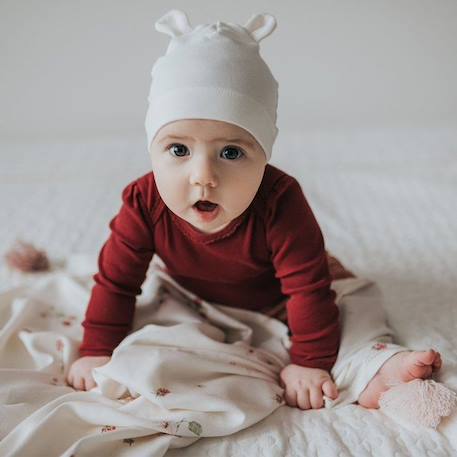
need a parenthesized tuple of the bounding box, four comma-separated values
(357, 349, 443, 409)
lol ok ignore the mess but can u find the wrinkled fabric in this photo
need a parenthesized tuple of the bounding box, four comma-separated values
(0, 253, 424, 457)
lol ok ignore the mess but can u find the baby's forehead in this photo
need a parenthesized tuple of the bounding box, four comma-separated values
(155, 119, 258, 144)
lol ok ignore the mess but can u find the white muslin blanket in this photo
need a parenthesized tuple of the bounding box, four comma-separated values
(0, 253, 447, 456)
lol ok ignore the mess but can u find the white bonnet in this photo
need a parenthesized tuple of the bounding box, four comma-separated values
(144, 9, 279, 161)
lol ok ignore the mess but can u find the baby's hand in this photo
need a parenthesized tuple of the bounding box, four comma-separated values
(66, 355, 111, 391)
(279, 363, 339, 410)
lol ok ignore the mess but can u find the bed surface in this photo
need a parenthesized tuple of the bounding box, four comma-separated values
(1, 127, 456, 456)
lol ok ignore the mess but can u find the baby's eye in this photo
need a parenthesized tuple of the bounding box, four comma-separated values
(221, 146, 244, 160)
(168, 144, 189, 157)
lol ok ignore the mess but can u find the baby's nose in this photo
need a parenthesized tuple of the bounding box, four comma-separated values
(190, 162, 218, 188)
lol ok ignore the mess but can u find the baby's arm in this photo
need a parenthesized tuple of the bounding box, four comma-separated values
(70, 179, 155, 390)
(266, 176, 341, 408)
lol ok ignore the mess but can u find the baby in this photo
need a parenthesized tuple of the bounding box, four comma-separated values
(67, 10, 442, 410)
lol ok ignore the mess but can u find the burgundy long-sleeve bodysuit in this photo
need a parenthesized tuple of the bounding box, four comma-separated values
(79, 164, 340, 372)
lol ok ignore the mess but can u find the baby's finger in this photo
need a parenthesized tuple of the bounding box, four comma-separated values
(322, 379, 338, 400)
(73, 376, 85, 391)
(432, 353, 442, 371)
(81, 377, 88, 391)
(309, 386, 324, 409)
(85, 376, 97, 391)
(284, 387, 298, 408)
(296, 388, 311, 410)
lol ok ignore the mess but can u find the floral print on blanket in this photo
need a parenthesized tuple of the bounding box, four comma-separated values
(99, 426, 138, 447)
(97, 419, 204, 441)
(39, 304, 78, 327)
(118, 394, 137, 404)
(97, 419, 203, 440)
(101, 425, 116, 433)
(372, 342, 387, 350)
(186, 421, 203, 436)
(156, 387, 171, 397)
(162, 419, 203, 436)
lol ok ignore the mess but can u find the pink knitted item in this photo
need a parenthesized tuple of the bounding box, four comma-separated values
(379, 379, 457, 429)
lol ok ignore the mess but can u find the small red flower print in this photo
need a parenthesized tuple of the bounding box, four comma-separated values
(56, 339, 64, 352)
(123, 438, 135, 446)
(248, 349, 254, 354)
(372, 342, 387, 350)
(161, 421, 169, 429)
(156, 387, 171, 397)
(101, 425, 116, 433)
(62, 320, 72, 326)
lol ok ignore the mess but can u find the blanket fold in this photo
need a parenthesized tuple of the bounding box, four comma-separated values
(0, 253, 420, 457)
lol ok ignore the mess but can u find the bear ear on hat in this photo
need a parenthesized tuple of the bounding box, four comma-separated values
(155, 9, 193, 37)
(244, 13, 276, 42)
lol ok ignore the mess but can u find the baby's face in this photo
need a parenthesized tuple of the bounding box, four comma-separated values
(149, 119, 267, 234)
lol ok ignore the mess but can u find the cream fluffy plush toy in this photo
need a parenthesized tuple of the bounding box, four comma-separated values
(379, 378, 457, 429)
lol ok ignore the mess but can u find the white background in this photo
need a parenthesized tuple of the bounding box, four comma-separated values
(1, 0, 457, 143)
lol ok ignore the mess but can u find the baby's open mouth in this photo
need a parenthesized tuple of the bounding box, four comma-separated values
(193, 200, 218, 212)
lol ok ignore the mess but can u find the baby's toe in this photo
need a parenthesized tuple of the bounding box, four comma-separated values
(432, 352, 442, 371)
(415, 349, 437, 366)
(405, 350, 435, 379)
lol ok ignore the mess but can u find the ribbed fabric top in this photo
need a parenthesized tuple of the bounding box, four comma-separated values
(80, 164, 340, 371)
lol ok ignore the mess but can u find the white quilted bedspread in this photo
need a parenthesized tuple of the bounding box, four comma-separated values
(1, 127, 456, 456)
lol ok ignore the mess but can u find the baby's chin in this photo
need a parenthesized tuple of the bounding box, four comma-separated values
(192, 221, 231, 234)
(189, 205, 240, 233)
(189, 209, 232, 234)
(169, 203, 246, 233)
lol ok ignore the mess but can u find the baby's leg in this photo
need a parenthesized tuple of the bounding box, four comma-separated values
(326, 284, 442, 409)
